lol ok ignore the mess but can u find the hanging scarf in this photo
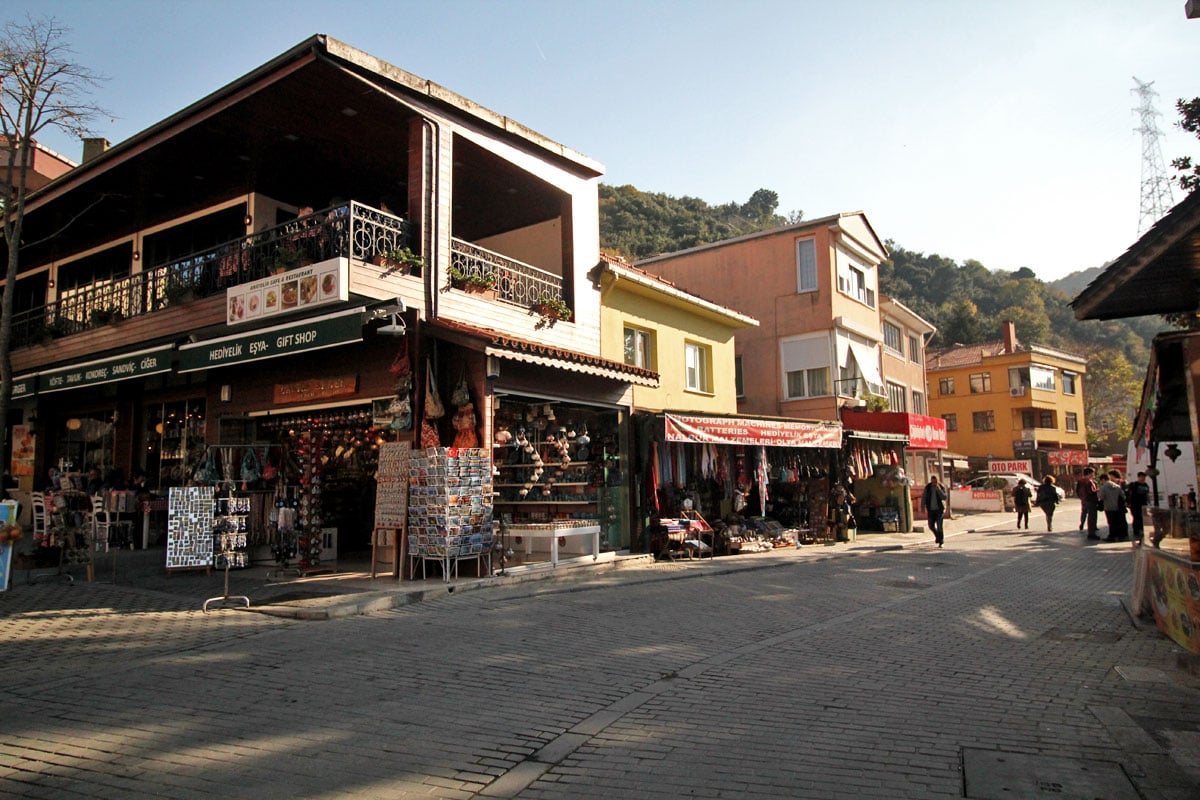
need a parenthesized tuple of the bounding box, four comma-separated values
(757, 446, 769, 516)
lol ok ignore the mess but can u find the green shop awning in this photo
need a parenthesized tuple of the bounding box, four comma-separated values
(12, 373, 37, 399)
(177, 307, 366, 373)
(38, 344, 175, 394)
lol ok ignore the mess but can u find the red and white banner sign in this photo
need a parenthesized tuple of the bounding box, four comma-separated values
(907, 415, 948, 449)
(1046, 450, 1089, 466)
(664, 413, 842, 449)
(989, 459, 1032, 474)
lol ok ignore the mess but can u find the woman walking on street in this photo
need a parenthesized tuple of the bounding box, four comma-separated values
(1013, 479, 1033, 529)
(1036, 475, 1061, 531)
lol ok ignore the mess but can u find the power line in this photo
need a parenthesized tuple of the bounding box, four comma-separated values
(1132, 76, 1175, 234)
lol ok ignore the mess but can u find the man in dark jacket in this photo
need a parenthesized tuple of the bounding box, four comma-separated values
(1075, 468, 1100, 540)
(923, 475, 948, 548)
(1126, 471, 1151, 544)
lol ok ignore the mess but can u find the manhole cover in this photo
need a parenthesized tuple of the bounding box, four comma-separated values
(963, 748, 1139, 799)
(1042, 628, 1124, 643)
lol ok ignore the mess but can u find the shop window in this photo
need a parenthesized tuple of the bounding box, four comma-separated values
(939, 377, 955, 396)
(943, 413, 957, 432)
(972, 410, 995, 432)
(54, 412, 116, 485)
(623, 325, 654, 370)
(969, 372, 991, 394)
(1066, 412, 1078, 432)
(685, 342, 711, 393)
(144, 399, 206, 490)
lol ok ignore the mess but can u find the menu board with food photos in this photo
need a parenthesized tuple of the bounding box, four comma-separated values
(165, 486, 215, 570)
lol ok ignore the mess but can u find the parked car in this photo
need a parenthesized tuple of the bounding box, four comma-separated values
(962, 473, 1065, 509)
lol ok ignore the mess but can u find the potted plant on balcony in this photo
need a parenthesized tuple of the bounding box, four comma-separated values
(89, 307, 123, 326)
(531, 292, 571, 322)
(163, 275, 200, 306)
(371, 245, 424, 276)
(448, 264, 497, 297)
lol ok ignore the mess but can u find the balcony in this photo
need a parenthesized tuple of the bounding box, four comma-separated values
(448, 238, 565, 312)
(12, 202, 415, 349)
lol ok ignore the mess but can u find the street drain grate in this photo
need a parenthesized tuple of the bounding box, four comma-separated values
(1042, 628, 1124, 643)
(880, 579, 931, 589)
(962, 748, 1139, 800)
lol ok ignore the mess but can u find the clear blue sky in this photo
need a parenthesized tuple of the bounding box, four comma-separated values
(24, 0, 1200, 281)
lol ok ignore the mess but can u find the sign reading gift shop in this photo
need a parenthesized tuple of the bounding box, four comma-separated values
(177, 307, 365, 372)
(38, 345, 174, 393)
(664, 413, 842, 449)
(225, 257, 348, 325)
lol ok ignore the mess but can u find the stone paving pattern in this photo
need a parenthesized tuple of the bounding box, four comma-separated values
(2, 504, 1198, 798)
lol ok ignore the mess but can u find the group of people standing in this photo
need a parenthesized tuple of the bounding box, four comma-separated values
(1012, 467, 1150, 542)
(1074, 467, 1151, 543)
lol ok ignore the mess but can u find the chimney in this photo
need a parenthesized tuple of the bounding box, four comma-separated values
(1002, 320, 1019, 353)
(81, 137, 110, 163)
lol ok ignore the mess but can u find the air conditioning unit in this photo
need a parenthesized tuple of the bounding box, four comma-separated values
(1009, 386, 1026, 397)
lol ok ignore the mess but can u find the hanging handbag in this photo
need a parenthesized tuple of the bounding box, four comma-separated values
(424, 363, 446, 420)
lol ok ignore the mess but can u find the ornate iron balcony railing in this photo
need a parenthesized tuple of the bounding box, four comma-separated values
(12, 202, 414, 348)
(449, 238, 565, 311)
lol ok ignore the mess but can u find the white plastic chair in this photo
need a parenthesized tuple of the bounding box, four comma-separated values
(89, 494, 116, 552)
(30, 491, 47, 545)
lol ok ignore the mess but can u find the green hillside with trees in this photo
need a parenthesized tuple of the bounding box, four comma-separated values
(598, 183, 1164, 453)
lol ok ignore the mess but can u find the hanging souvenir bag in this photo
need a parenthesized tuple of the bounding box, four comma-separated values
(421, 418, 440, 448)
(388, 340, 411, 377)
(450, 369, 471, 408)
(241, 447, 262, 483)
(425, 363, 446, 420)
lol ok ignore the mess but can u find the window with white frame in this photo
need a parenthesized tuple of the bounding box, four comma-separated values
(909, 335, 922, 364)
(781, 335, 832, 400)
(1065, 412, 1078, 432)
(1062, 371, 1077, 395)
(684, 342, 711, 393)
(886, 382, 907, 412)
(883, 321, 903, 354)
(836, 250, 876, 307)
(623, 326, 654, 370)
(796, 238, 817, 293)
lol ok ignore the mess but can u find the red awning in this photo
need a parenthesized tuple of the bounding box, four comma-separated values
(840, 410, 948, 449)
(664, 413, 842, 449)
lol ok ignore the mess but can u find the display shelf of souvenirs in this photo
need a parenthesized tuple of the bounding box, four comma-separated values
(213, 493, 250, 570)
(408, 447, 493, 580)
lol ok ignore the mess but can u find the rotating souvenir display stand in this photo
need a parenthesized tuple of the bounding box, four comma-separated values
(203, 491, 251, 612)
(30, 490, 95, 583)
(407, 447, 493, 581)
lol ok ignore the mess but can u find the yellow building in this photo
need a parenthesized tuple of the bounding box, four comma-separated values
(927, 321, 1088, 478)
(593, 255, 758, 412)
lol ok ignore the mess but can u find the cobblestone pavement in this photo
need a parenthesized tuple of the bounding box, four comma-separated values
(2, 510, 1199, 799)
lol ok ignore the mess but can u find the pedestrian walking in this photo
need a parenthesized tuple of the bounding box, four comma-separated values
(1076, 467, 1100, 539)
(1012, 478, 1033, 529)
(1034, 475, 1061, 531)
(1126, 471, 1151, 544)
(923, 474, 948, 547)
(1098, 471, 1128, 542)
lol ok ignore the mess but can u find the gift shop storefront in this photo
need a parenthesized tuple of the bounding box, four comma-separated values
(634, 412, 845, 556)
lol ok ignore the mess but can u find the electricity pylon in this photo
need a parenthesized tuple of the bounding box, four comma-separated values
(1133, 77, 1175, 234)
